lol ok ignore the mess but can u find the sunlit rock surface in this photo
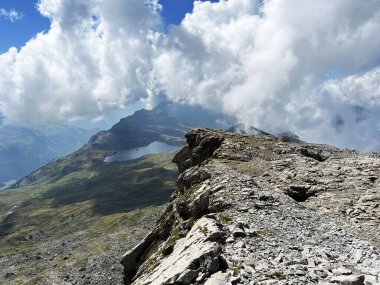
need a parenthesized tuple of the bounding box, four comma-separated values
(122, 128, 380, 285)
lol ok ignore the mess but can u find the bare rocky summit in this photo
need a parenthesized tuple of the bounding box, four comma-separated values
(122, 128, 380, 285)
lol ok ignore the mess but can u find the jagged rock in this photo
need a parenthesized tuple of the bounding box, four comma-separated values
(121, 208, 174, 284)
(230, 225, 246, 239)
(285, 184, 315, 202)
(332, 268, 353, 275)
(177, 269, 199, 284)
(176, 167, 211, 192)
(173, 129, 224, 173)
(125, 217, 225, 285)
(204, 271, 232, 285)
(122, 128, 380, 285)
(330, 274, 365, 285)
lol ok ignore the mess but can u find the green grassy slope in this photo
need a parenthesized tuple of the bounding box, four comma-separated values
(0, 152, 178, 285)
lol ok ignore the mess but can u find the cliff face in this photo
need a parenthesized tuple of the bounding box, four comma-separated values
(121, 128, 380, 285)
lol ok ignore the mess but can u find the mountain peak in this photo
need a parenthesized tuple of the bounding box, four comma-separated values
(122, 128, 380, 285)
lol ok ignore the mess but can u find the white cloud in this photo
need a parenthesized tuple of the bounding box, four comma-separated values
(151, 0, 380, 151)
(307, 68, 380, 151)
(0, 0, 161, 124)
(1, 0, 380, 151)
(0, 8, 23, 22)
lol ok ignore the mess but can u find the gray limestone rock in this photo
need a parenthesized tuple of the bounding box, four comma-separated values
(177, 269, 199, 284)
(128, 217, 225, 285)
(330, 274, 365, 285)
(204, 272, 232, 285)
(121, 129, 380, 285)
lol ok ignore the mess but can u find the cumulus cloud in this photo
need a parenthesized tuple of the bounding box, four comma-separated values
(0, 0, 161, 124)
(151, 0, 380, 150)
(0, 8, 23, 22)
(1, 0, 380, 151)
(309, 68, 380, 151)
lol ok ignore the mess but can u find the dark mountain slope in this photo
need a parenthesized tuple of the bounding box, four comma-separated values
(14, 103, 232, 187)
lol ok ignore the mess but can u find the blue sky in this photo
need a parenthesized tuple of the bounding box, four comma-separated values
(0, 0, 217, 53)
(160, 0, 218, 26)
(0, 0, 49, 53)
(159, 0, 196, 26)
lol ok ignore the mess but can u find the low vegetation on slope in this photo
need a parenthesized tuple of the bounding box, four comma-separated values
(0, 152, 178, 285)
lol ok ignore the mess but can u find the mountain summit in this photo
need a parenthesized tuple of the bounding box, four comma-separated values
(122, 128, 380, 285)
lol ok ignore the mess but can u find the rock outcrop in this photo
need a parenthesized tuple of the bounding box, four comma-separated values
(121, 128, 380, 285)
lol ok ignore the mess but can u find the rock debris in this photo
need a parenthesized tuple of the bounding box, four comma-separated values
(122, 128, 380, 285)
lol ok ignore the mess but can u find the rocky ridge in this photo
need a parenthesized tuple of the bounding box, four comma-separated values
(121, 128, 380, 285)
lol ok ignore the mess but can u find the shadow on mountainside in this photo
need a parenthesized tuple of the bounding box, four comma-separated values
(44, 165, 178, 215)
(42, 166, 178, 216)
(0, 154, 178, 239)
(0, 212, 18, 237)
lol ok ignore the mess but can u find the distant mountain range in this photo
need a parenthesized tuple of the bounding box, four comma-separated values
(14, 102, 234, 187)
(0, 124, 97, 188)
(1, 102, 304, 189)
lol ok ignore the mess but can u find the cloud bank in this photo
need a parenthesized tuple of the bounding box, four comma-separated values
(1, 0, 380, 151)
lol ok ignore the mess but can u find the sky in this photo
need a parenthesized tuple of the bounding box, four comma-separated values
(0, 0, 50, 53)
(0, 0, 210, 52)
(0, 0, 380, 151)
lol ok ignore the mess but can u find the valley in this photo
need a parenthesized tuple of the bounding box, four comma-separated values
(0, 152, 178, 285)
(0, 103, 229, 284)
(0, 125, 97, 187)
